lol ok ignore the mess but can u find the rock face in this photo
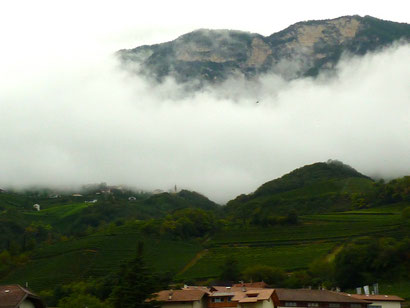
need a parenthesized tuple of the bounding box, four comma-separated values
(118, 15, 410, 84)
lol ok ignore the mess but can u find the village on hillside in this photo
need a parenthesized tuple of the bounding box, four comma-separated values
(0, 282, 405, 308)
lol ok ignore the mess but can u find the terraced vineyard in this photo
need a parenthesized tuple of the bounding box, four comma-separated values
(210, 213, 402, 246)
(178, 242, 336, 280)
(1, 227, 202, 290)
(177, 207, 406, 281)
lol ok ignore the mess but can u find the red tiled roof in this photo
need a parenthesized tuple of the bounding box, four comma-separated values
(211, 286, 265, 293)
(350, 294, 404, 302)
(275, 289, 371, 304)
(0, 285, 41, 308)
(182, 286, 211, 294)
(154, 290, 206, 302)
(232, 289, 274, 303)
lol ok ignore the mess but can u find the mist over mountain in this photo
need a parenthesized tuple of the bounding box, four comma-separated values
(0, 16, 409, 203)
(118, 15, 410, 85)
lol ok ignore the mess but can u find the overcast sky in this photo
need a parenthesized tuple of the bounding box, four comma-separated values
(0, 1, 409, 202)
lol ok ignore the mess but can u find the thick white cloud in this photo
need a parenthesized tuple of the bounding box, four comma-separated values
(0, 39, 409, 203)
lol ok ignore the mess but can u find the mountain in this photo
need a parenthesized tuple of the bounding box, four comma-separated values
(1, 162, 409, 300)
(117, 15, 410, 85)
(225, 160, 375, 217)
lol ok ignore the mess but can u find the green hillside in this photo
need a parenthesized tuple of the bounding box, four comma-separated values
(0, 161, 409, 304)
(225, 161, 375, 219)
(177, 206, 406, 280)
(0, 226, 201, 291)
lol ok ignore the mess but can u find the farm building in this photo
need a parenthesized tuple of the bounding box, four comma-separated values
(0, 284, 45, 308)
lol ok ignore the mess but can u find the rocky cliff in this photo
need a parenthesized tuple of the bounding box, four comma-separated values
(118, 15, 410, 84)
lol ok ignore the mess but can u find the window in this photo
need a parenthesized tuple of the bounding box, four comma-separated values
(329, 304, 340, 308)
(212, 298, 223, 303)
(247, 293, 258, 298)
(308, 303, 319, 307)
(368, 306, 382, 308)
(351, 304, 362, 308)
(227, 297, 232, 302)
(285, 302, 297, 307)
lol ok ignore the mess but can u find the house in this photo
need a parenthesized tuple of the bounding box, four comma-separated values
(155, 285, 408, 308)
(128, 196, 137, 201)
(159, 285, 275, 308)
(0, 284, 45, 308)
(273, 289, 371, 308)
(32, 204, 40, 211)
(153, 289, 208, 308)
(208, 286, 275, 308)
(349, 294, 404, 308)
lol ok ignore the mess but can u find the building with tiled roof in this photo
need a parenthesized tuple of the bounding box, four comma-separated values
(155, 284, 407, 308)
(273, 289, 371, 308)
(349, 294, 404, 308)
(0, 285, 45, 308)
(153, 289, 208, 308)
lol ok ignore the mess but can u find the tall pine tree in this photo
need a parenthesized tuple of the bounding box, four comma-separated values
(109, 242, 160, 308)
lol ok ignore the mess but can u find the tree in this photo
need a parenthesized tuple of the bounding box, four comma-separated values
(242, 265, 286, 286)
(402, 207, 410, 220)
(219, 255, 241, 282)
(108, 243, 161, 308)
(308, 258, 335, 286)
(59, 294, 108, 308)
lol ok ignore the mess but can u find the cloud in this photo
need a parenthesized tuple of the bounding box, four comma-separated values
(0, 40, 409, 203)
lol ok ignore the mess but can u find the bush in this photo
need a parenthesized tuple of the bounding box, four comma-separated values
(242, 265, 286, 286)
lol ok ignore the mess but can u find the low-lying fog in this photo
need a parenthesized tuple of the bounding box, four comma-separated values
(1, 37, 409, 203)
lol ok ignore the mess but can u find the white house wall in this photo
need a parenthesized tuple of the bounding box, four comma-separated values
(369, 301, 402, 308)
(19, 299, 35, 308)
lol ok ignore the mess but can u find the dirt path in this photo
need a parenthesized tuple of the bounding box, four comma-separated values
(177, 249, 209, 276)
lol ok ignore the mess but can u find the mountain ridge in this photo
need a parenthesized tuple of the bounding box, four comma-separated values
(118, 15, 410, 84)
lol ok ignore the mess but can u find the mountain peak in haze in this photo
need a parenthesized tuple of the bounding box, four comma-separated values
(117, 15, 410, 85)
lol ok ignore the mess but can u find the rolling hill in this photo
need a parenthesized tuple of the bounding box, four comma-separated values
(226, 160, 375, 217)
(0, 161, 408, 301)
